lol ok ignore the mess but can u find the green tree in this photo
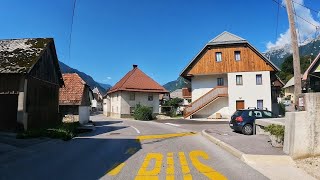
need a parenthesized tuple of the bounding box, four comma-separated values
(277, 55, 312, 83)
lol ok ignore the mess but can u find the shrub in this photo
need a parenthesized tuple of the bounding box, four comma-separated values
(264, 124, 285, 142)
(16, 122, 80, 141)
(134, 104, 153, 121)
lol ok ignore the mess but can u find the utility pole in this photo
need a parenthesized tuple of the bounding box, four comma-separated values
(285, 0, 301, 109)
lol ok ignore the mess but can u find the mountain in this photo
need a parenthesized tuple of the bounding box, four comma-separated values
(59, 61, 110, 94)
(99, 83, 112, 91)
(163, 77, 191, 92)
(265, 36, 320, 68)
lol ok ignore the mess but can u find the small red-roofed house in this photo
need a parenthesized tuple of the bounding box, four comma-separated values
(103, 65, 169, 118)
(59, 73, 93, 124)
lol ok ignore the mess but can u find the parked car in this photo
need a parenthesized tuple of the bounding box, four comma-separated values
(229, 108, 277, 135)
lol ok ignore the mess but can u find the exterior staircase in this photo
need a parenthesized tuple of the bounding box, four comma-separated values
(183, 86, 228, 118)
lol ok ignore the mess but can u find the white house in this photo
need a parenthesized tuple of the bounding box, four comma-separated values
(180, 31, 280, 119)
(91, 87, 103, 111)
(103, 65, 168, 118)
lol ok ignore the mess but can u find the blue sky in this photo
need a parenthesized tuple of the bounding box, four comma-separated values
(0, 0, 319, 85)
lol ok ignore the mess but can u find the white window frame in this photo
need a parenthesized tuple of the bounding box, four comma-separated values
(256, 74, 262, 85)
(235, 51, 241, 61)
(216, 52, 222, 62)
(236, 75, 243, 85)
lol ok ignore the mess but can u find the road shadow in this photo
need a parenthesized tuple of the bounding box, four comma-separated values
(0, 137, 142, 180)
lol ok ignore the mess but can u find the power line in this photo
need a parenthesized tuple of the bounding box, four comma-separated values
(68, 0, 77, 62)
(271, 0, 320, 29)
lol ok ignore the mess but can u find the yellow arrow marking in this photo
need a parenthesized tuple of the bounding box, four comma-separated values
(107, 162, 125, 176)
(137, 132, 196, 141)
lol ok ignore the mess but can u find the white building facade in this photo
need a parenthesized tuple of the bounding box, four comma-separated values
(181, 32, 279, 119)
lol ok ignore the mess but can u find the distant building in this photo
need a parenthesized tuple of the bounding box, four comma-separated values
(0, 38, 64, 131)
(303, 53, 320, 92)
(283, 77, 295, 102)
(180, 32, 280, 119)
(91, 87, 103, 111)
(103, 65, 168, 118)
(59, 73, 93, 124)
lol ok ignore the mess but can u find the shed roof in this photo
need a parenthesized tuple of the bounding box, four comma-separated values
(283, 77, 295, 89)
(303, 53, 320, 80)
(59, 73, 87, 105)
(170, 89, 183, 99)
(107, 65, 168, 94)
(0, 38, 52, 73)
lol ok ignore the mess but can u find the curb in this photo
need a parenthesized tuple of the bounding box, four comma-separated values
(201, 130, 244, 159)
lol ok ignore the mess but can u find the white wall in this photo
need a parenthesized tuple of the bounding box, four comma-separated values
(193, 97, 229, 118)
(103, 98, 111, 116)
(110, 92, 121, 116)
(121, 92, 160, 114)
(227, 71, 272, 114)
(79, 106, 90, 124)
(191, 74, 228, 101)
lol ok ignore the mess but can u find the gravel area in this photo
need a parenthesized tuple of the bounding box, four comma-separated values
(296, 156, 320, 179)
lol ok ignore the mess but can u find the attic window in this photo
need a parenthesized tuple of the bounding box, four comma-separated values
(148, 94, 153, 101)
(216, 52, 222, 62)
(130, 93, 135, 101)
(235, 51, 241, 61)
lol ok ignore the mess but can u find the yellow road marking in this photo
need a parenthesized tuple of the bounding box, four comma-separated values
(189, 151, 227, 180)
(178, 152, 192, 180)
(166, 152, 174, 180)
(135, 153, 163, 180)
(137, 132, 196, 141)
(107, 162, 125, 176)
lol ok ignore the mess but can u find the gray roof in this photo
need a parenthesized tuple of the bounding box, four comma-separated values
(180, 31, 280, 77)
(283, 77, 294, 89)
(208, 31, 247, 45)
(0, 38, 52, 73)
(170, 89, 183, 99)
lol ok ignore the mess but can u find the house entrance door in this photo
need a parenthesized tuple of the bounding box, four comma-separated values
(236, 100, 245, 110)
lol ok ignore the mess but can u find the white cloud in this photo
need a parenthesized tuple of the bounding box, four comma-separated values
(267, 0, 320, 50)
(102, 77, 112, 82)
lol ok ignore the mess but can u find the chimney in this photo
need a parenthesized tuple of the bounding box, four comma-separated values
(133, 64, 138, 69)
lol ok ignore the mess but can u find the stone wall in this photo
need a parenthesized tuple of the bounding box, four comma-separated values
(283, 93, 320, 159)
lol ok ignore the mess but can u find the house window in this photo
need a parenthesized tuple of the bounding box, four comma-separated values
(256, 74, 262, 85)
(148, 94, 153, 101)
(117, 94, 119, 101)
(217, 78, 224, 86)
(129, 93, 135, 101)
(235, 51, 241, 61)
(236, 75, 243, 85)
(216, 52, 222, 62)
(257, 100, 263, 110)
(116, 106, 118, 113)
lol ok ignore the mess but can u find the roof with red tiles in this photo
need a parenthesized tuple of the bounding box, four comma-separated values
(107, 65, 169, 94)
(59, 73, 87, 105)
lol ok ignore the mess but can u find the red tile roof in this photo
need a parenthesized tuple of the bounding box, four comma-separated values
(108, 65, 168, 94)
(59, 73, 86, 105)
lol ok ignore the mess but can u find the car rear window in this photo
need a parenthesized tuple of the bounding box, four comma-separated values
(233, 110, 243, 116)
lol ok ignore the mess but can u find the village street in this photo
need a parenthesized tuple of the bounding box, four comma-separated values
(0, 114, 267, 180)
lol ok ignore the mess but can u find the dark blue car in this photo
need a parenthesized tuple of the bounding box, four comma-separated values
(229, 108, 276, 135)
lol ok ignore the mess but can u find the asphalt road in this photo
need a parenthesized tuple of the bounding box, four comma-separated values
(0, 115, 267, 180)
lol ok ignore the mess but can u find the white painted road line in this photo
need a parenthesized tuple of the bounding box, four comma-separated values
(164, 123, 181, 127)
(131, 126, 141, 134)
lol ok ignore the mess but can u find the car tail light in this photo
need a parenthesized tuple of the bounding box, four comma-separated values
(235, 116, 243, 122)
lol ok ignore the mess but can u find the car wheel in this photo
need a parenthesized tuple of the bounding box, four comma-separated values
(242, 124, 253, 135)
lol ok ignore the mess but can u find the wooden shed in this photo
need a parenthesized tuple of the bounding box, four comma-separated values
(59, 73, 93, 124)
(0, 38, 64, 131)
